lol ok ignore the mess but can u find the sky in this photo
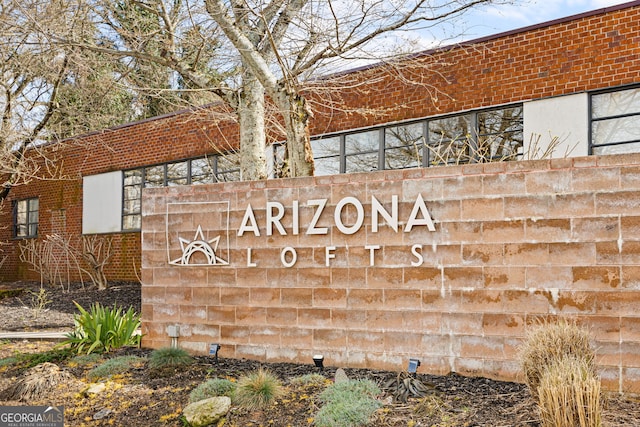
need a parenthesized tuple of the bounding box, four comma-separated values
(454, 0, 633, 41)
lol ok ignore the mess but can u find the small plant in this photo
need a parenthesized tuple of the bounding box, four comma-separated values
(289, 373, 327, 386)
(70, 353, 104, 367)
(189, 378, 237, 403)
(537, 356, 602, 427)
(27, 287, 52, 319)
(62, 302, 141, 354)
(88, 355, 147, 380)
(148, 347, 193, 370)
(315, 379, 381, 427)
(234, 368, 284, 410)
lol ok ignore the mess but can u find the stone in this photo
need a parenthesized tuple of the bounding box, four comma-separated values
(334, 368, 349, 384)
(83, 383, 107, 396)
(182, 396, 231, 427)
(93, 408, 112, 420)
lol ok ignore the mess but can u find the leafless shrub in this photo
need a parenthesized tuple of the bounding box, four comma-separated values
(79, 234, 113, 290)
(18, 234, 113, 291)
(537, 356, 602, 427)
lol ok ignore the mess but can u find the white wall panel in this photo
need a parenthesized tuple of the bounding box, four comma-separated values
(82, 172, 122, 234)
(523, 93, 589, 158)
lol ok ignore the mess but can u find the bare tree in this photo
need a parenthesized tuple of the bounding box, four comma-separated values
(203, 0, 515, 177)
(0, 0, 142, 204)
(0, 0, 72, 202)
(59, 0, 515, 181)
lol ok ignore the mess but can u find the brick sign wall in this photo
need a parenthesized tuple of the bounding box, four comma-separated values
(141, 153, 640, 393)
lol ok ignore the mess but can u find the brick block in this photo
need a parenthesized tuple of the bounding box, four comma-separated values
(572, 266, 621, 289)
(266, 307, 298, 326)
(484, 266, 526, 288)
(313, 288, 347, 308)
(461, 197, 504, 221)
(281, 288, 313, 307)
(366, 310, 405, 331)
(313, 328, 347, 349)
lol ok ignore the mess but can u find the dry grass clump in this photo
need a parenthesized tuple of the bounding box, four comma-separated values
(537, 356, 602, 427)
(519, 319, 595, 395)
(3, 362, 73, 401)
(519, 319, 602, 427)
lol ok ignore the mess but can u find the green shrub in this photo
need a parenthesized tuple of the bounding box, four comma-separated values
(315, 379, 381, 427)
(62, 302, 141, 354)
(234, 368, 283, 410)
(87, 355, 147, 380)
(148, 347, 193, 370)
(1, 348, 73, 372)
(189, 378, 237, 403)
(71, 353, 104, 366)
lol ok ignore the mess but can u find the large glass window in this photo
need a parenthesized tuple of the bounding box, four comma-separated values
(427, 114, 473, 165)
(122, 169, 143, 230)
(215, 152, 240, 182)
(13, 198, 39, 238)
(591, 86, 640, 155)
(311, 104, 523, 174)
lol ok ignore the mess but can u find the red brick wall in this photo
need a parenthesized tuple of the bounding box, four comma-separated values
(2, 2, 639, 286)
(141, 153, 640, 393)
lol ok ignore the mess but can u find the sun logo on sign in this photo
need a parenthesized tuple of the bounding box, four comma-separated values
(170, 225, 229, 266)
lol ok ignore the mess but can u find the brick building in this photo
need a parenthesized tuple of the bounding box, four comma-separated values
(3, 1, 639, 282)
(2, 1, 640, 390)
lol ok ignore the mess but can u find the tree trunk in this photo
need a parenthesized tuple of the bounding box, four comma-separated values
(276, 87, 315, 178)
(237, 70, 268, 181)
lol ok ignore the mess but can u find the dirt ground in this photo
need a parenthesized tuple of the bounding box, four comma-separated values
(1, 281, 639, 427)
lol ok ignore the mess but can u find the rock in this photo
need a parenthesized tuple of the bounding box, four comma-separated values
(334, 368, 349, 384)
(83, 382, 107, 396)
(93, 408, 112, 420)
(182, 396, 231, 427)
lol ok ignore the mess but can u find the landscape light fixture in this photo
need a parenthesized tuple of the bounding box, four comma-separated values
(313, 354, 324, 369)
(167, 325, 180, 348)
(209, 343, 221, 363)
(408, 358, 421, 375)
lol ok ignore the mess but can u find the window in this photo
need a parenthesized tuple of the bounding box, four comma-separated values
(311, 104, 523, 174)
(312, 136, 342, 176)
(13, 198, 39, 238)
(427, 114, 473, 165)
(591, 86, 640, 155)
(122, 153, 240, 230)
(123, 169, 142, 230)
(345, 130, 380, 173)
(476, 106, 524, 162)
(384, 123, 424, 170)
